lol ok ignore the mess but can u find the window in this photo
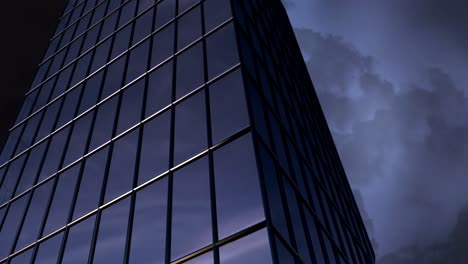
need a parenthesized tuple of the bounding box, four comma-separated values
(138, 111, 170, 185)
(132, 7, 154, 45)
(155, 0, 176, 29)
(119, 0, 137, 27)
(0, 155, 26, 204)
(43, 164, 80, 235)
(36, 98, 61, 141)
(275, 237, 295, 263)
(138, 0, 156, 14)
(99, 12, 118, 42)
(89, 96, 118, 150)
(92, 198, 130, 263)
(82, 25, 100, 53)
(100, 55, 126, 99)
(15, 181, 53, 250)
(63, 111, 93, 165)
(206, 23, 239, 80)
(90, 38, 112, 73)
(304, 209, 326, 264)
(0, 125, 22, 165)
(214, 134, 264, 239)
(219, 228, 272, 264)
(146, 60, 173, 117)
(171, 156, 212, 260)
(126, 39, 150, 85)
(34, 232, 64, 264)
(174, 91, 207, 165)
(61, 215, 96, 264)
(0, 195, 28, 259)
(177, 6, 201, 51)
(56, 87, 81, 128)
(203, 0, 231, 33)
(129, 177, 168, 263)
(10, 248, 32, 264)
(14, 142, 45, 196)
(15, 111, 43, 154)
(176, 42, 204, 99)
(38, 127, 70, 182)
(111, 24, 132, 59)
(151, 23, 174, 67)
(14, 90, 37, 125)
(184, 251, 213, 264)
(64, 36, 84, 65)
(104, 129, 138, 203)
(73, 147, 109, 220)
(71, 52, 92, 87)
(117, 79, 145, 135)
(209, 69, 248, 144)
(78, 70, 104, 115)
(33, 77, 55, 112)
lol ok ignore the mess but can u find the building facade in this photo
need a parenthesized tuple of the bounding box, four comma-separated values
(0, 0, 374, 263)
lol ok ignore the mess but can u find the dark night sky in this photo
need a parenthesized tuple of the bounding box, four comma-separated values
(1, 0, 467, 263)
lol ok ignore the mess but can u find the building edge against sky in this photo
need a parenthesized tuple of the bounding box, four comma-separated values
(0, 0, 374, 263)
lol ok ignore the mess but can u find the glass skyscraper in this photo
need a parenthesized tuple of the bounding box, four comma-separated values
(0, 0, 374, 263)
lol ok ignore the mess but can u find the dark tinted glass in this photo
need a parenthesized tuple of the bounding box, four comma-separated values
(214, 134, 264, 239)
(62, 215, 96, 264)
(206, 23, 239, 79)
(174, 91, 207, 165)
(219, 228, 272, 264)
(89, 96, 118, 150)
(177, 6, 201, 51)
(90, 38, 112, 73)
(92, 198, 130, 263)
(63, 111, 93, 165)
(36, 98, 62, 140)
(209, 69, 248, 143)
(176, 43, 204, 99)
(100, 55, 126, 99)
(38, 127, 70, 182)
(178, 0, 199, 14)
(117, 79, 144, 134)
(132, 7, 154, 45)
(119, 0, 137, 27)
(171, 156, 211, 260)
(0, 155, 26, 204)
(151, 23, 174, 67)
(43, 164, 80, 235)
(56, 87, 80, 128)
(126, 39, 150, 84)
(73, 147, 109, 219)
(15, 141, 47, 196)
(16, 111, 43, 154)
(111, 24, 132, 59)
(34, 232, 64, 264)
(0, 195, 28, 259)
(155, 0, 176, 29)
(10, 248, 32, 264)
(71, 52, 92, 87)
(130, 177, 168, 263)
(203, 0, 231, 32)
(78, 70, 103, 115)
(138, 111, 171, 185)
(104, 129, 138, 203)
(146, 61, 173, 117)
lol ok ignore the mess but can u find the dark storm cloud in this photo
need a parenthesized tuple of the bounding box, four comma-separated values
(293, 28, 468, 259)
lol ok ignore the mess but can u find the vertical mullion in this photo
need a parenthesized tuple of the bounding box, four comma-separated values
(200, 1, 220, 263)
(166, 0, 179, 262)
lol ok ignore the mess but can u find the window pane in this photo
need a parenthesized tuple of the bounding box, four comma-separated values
(119, 0, 137, 27)
(73, 147, 109, 220)
(78, 70, 103, 115)
(146, 60, 173, 117)
(92, 198, 130, 263)
(176, 42, 204, 99)
(36, 98, 62, 140)
(0, 195, 28, 259)
(174, 91, 207, 165)
(203, 0, 231, 32)
(14, 91, 37, 125)
(151, 23, 174, 67)
(126, 39, 150, 85)
(15, 181, 53, 250)
(177, 6, 201, 51)
(10, 248, 32, 264)
(117, 79, 144, 135)
(214, 134, 264, 239)
(99, 12, 118, 41)
(33, 78, 56, 112)
(0, 155, 26, 204)
(184, 251, 214, 264)
(91, 38, 112, 73)
(129, 177, 167, 263)
(62, 215, 96, 264)
(82, 25, 100, 53)
(51, 65, 73, 99)
(132, 7, 154, 45)
(57, 87, 81, 128)
(100, 55, 126, 100)
(64, 111, 93, 165)
(209, 69, 248, 143)
(155, 0, 176, 29)
(89, 96, 118, 150)
(305, 209, 326, 264)
(206, 23, 239, 80)
(138, 0, 156, 14)
(138, 111, 170, 185)
(111, 24, 132, 59)
(16, 111, 43, 154)
(0, 126, 22, 165)
(219, 228, 272, 264)
(64, 36, 84, 65)
(38, 127, 70, 181)
(171, 156, 212, 260)
(104, 129, 138, 203)
(15, 141, 47, 196)
(43, 164, 80, 235)
(71, 52, 93, 87)
(275, 237, 295, 263)
(34, 232, 64, 264)
(178, 0, 199, 14)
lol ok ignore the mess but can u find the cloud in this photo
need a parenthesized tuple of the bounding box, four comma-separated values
(292, 27, 468, 258)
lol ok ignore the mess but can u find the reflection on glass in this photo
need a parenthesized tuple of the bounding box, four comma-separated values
(112, 25, 132, 59)
(275, 238, 295, 263)
(171, 156, 212, 260)
(138, 111, 170, 185)
(100, 55, 126, 100)
(174, 91, 207, 165)
(14, 141, 47, 196)
(203, 0, 231, 32)
(9, 248, 32, 264)
(126, 39, 150, 85)
(43, 164, 80, 236)
(89, 97, 118, 150)
(132, 7, 154, 45)
(304, 209, 326, 264)
(57, 87, 80, 128)
(0, 155, 26, 204)
(105, 130, 138, 203)
(38, 127, 70, 182)
(184, 251, 214, 264)
(206, 23, 239, 80)
(214, 134, 264, 239)
(155, 0, 176, 29)
(176, 43, 204, 99)
(78, 71, 103, 115)
(219, 228, 272, 264)
(92, 198, 130, 263)
(117, 79, 144, 134)
(36, 98, 61, 140)
(130, 177, 168, 263)
(0, 195, 28, 259)
(209, 69, 248, 143)
(151, 24, 174, 67)
(62, 215, 96, 264)
(64, 111, 93, 166)
(16, 111, 43, 154)
(73, 147, 109, 220)
(15, 181, 52, 250)
(34, 232, 64, 264)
